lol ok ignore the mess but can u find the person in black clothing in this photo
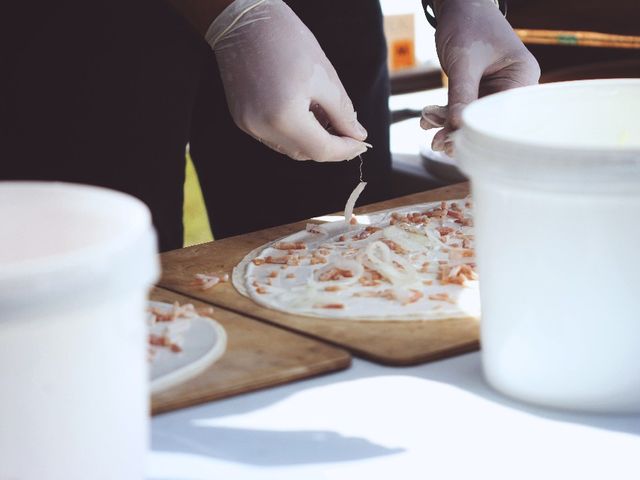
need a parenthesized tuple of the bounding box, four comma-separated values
(0, 0, 537, 251)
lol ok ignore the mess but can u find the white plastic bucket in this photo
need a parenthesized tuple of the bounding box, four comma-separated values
(456, 79, 640, 413)
(0, 182, 159, 479)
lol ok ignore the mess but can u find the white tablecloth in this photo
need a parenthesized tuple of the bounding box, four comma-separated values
(150, 352, 640, 480)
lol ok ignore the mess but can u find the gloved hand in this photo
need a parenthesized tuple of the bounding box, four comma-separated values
(206, 0, 369, 162)
(420, 0, 540, 156)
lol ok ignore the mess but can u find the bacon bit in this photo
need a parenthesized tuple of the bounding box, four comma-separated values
(252, 258, 266, 266)
(439, 264, 478, 285)
(191, 273, 229, 291)
(324, 285, 341, 292)
(423, 279, 433, 286)
(264, 255, 300, 266)
(354, 289, 395, 300)
(149, 332, 182, 353)
(437, 226, 455, 237)
(274, 241, 306, 250)
(419, 262, 431, 273)
(450, 202, 460, 211)
(429, 292, 455, 304)
(318, 268, 354, 282)
(306, 223, 328, 235)
(456, 217, 474, 227)
(286, 273, 296, 279)
(264, 255, 288, 264)
(338, 235, 347, 242)
(149, 334, 171, 347)
(359, 267, 384, 287)
(352, 225, 382, 240)
(317, 303, 345, 309)
(349, 215, 358, 225)
(268, 271, 279, 278)
(255, 286, 268, 294)
(404, 290, 424, 305)
(310, 254, 328, 265)
(447, 209, 463, 220)
(381, 239, 407, 255)
(354, 288, 423, 305)
(462, 238, 472, 249)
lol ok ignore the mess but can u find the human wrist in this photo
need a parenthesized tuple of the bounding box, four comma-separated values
(205, 0, 270, 50)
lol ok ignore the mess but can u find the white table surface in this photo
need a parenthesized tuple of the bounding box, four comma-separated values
(150, 352, 640, 480)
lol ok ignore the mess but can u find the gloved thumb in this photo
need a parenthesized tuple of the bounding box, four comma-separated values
(311, 70, 368, 142)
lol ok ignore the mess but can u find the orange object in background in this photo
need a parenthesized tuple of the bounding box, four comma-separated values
(384, 14, 417, 71)
(390, 39, 416, 70)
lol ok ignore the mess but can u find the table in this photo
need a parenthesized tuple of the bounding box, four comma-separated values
(150, 353, 640, 480)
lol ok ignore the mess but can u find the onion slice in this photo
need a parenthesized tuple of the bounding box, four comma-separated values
(344, 181, 367, 225)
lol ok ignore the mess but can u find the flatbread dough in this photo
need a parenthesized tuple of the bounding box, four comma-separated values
(233, 199, 480, 321)
(148, 301, 227, 393)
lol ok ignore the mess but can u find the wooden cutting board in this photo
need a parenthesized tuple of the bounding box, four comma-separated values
(150, 287, 351, 415)
(158, 183, 479, 366)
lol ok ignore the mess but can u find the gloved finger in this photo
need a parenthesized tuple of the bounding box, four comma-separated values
(420, 105, 448, 130)
(311, 73, 368, 142)
(431, 125, 454, 152)
(280, 108, 369, 162)
(445, 61, 484, 130)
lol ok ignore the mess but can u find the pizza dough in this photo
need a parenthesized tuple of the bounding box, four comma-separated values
(148, 301, 227, 393)
(233, 199, 480, 321)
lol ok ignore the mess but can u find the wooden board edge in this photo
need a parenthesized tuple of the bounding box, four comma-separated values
(158, 285, 478, 367)
(151, 353, 352, 415)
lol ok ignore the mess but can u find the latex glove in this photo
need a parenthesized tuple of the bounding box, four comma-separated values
(421, 0, 540, 156)
(206, 0, 369, 162)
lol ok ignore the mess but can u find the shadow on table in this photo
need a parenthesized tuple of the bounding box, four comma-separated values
(152, 353, 639, 468)
(153, 424, 403, 467)
(412, 353, 640, 437)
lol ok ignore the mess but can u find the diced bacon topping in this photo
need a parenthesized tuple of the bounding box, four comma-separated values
(324, 285, 341, 292)
(306, 223, 328, 235)
(316, 303, 345, 309)
(264, 255, 300, 266)
(192, 273, 229, 291)
(381, 239, 407, 254)
(252, 258, 266, 266)
(354, 288, 423, 305)
(436, 226, 455, 237)
(274, 241, 307, 250)
(310, 254, 328, 265)
(352, 225, 382, 240)
(318, 268, 355, 282)
(446, 209, 463, 220)
(429, 293, 454, 304)
(439, 264, 478, 285)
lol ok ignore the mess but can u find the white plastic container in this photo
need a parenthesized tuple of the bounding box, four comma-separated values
(456, 79, 640, 413)
(0, 182, 159, 479)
